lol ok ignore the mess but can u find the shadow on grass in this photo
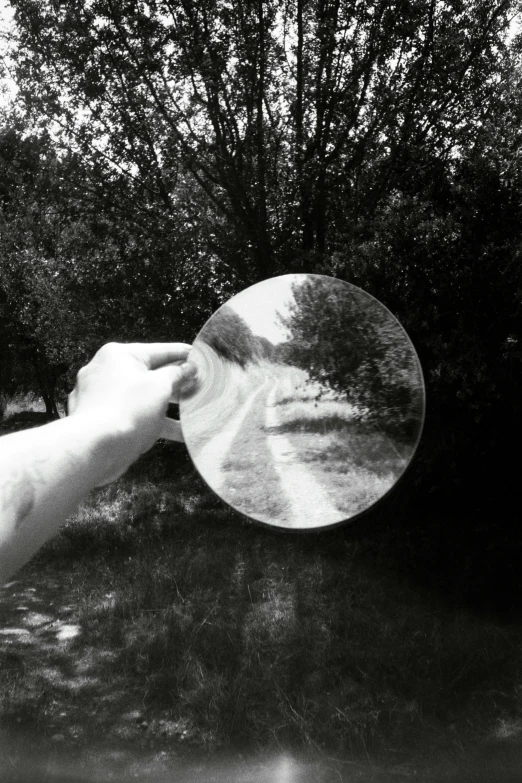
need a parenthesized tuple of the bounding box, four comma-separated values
(274, 391, 320, 406)
(2, 439, 522, 770)
(263, 417, 406, 479)
(264, 414, 357, 436)
(265, 413, 418, 453)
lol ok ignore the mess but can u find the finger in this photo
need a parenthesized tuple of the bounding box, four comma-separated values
(152, 362, 197, 401)
(175, 372, 200, 402)
(161, 418, 185, 442)
(169, 361, 200, 402)
(126, 343, 193, 370)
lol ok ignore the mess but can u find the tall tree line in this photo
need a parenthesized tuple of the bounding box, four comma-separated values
(1, 0, 521, 510)
(6, 0, 515, 271)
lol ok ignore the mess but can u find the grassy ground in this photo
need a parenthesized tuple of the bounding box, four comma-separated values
(220, 380, 292, 523)
(1, 402, 522, 779)
(268, 371, 409, 520)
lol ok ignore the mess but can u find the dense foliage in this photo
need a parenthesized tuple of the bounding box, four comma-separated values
(1, 0, 521, 503)
(199, 305, 261, 366)
(279, 275, 424, 439)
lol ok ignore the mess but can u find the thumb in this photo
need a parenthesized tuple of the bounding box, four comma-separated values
(151, 361, 198, 404)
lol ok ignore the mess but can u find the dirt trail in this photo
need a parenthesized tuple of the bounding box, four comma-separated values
(194, 380, 268, 495)
(264, 382, 343, 528)
(185, 359, 405, 528)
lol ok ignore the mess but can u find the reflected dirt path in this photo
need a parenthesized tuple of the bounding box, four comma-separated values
(182, 341, 411, 529)
(264, 381, 344, 528)
(195, 379, 268, 495)
(216, 365, 407, 529)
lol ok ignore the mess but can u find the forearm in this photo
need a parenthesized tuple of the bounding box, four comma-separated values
(0, 415, 117, 583)
(0, 342, 195, 584)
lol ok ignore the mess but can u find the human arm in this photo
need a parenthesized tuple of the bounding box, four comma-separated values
(0, 342, 197, 583)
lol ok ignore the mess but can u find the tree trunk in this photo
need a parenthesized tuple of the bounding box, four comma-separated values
(315, 164, 327, 253)
(42, 388, 59, 419)
(255, 0, 272, 277)
(32, 350, 61, 420)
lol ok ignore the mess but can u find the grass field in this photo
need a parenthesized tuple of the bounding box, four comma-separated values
(1, 404, 522, 779)
(267, 370, 409, 520)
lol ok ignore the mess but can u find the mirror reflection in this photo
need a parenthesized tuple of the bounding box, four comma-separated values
(180, 274, 425, 530)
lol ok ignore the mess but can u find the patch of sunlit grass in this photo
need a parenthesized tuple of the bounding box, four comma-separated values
(220, 398, 289, 522)
(2, 393, 46, 418)
(493, 717, 522, 740)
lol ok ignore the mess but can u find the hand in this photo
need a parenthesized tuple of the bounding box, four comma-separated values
(68, 342, 197, 484)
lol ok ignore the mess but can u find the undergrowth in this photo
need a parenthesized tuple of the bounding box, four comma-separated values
(12, 440, 520, 760)
(1, 404, 521, 759)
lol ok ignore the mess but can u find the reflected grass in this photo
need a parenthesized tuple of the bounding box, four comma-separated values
(265, 380, 407, 518)
(267, 413, 355, 436)
(220, 391, 289, 521)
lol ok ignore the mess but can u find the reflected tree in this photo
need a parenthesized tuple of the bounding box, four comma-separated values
(279, 276, 423, 438)
(200, 305, 257, 367)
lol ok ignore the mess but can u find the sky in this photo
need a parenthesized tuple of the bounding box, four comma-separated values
(226, 274, 304, 345)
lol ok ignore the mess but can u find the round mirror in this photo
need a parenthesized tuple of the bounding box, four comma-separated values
(179, 274, 425, 530)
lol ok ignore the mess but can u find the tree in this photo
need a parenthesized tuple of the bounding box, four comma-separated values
(279, 275, 424, 438)
(199, 304, 276, 365)
(4, 0, 522, 510)
(0, 124, 67, 415)
(199, 304, 258, 366)
(331, 127, 522, 503)
(0, 121, 230, 413)
(7, 0, 516, 277)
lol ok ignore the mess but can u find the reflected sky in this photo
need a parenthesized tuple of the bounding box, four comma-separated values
(227, 274, 299, 344)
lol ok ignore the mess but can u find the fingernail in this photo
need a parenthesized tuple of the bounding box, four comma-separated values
(180, 362, 197, 376)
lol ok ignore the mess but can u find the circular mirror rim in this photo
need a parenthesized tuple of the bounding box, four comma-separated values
(180, 273, 426, 532)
